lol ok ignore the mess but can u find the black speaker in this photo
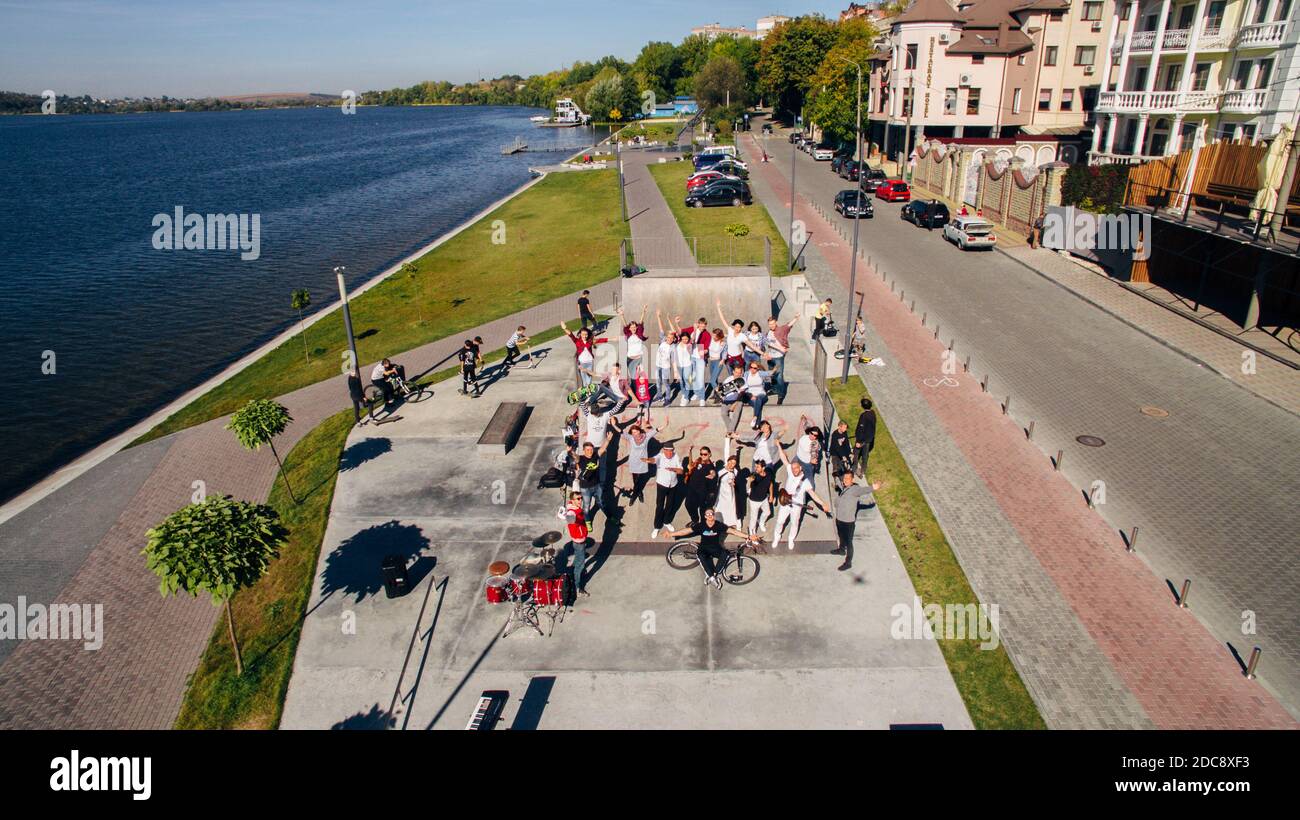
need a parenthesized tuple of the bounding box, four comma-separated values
(381, 554, 410, 598)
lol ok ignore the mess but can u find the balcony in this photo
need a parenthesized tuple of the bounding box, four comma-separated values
(1237, 20, 1288, 48)
(1221, 88, 1267, 114)
(1096, 90, 1221, 114)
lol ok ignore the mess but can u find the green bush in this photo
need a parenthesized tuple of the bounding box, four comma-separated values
(724, 222, 751, 237)
(1061, 165, 1128, 214)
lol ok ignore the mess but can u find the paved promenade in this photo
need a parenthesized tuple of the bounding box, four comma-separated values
(744, 129, 1297, 728)
(0, 280, 619, 729)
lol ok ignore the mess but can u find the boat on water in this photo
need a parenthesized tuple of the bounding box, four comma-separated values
(529, 115, 548, 123)
(536, 98, 590, 128)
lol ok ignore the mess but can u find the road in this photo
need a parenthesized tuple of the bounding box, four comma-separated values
(752, 119, 1300, 716)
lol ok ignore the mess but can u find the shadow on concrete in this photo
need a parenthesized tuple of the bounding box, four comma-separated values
(509, 675, 556, 730)
(331, 703, 396, 730)
(424, 625, 505, 729)
(323, 520, 432, 602)
(340, 437, 392, 472)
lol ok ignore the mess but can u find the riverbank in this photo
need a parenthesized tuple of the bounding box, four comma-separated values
(0, 165, 624, 526)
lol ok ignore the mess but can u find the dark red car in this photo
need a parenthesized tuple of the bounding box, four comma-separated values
(875, 180, 911, 202)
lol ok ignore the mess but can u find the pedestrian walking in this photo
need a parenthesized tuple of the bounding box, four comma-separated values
(578, 289, 596, 329)
(503, 325, 528, 368)
(457, 340, 481, 397)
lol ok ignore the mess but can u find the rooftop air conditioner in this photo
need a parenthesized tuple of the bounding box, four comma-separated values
(1091, 21, 1103, 32)
(939, 33, 951, 43)
(1083, 65, 1095, 75)
(959, 73, 973, 86)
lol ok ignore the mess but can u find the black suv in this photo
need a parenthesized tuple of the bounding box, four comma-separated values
(686, 179, 752, 207)
(834, 189, 874, 219)
(839, 159, 861, 181)
(860, 167, 888, 191)
(901, 199, 951, 229)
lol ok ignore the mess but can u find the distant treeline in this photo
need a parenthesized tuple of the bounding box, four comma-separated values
(0, 91, 338, 115)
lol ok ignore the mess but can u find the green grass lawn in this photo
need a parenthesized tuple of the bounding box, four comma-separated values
(614, 120, 683, 143)
(647, 161, 791, 274)
(828, 379, 1047, 730)
(134, 169, 627, 445)
(174, 408, 354, 729)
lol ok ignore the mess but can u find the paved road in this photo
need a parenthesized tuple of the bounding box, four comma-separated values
(750, 124, 1300, 720)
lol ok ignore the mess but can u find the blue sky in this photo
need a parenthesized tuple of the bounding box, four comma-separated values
(0, 0, 846, 98)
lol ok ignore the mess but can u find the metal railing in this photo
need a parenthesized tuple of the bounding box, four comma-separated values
(623, 236, 773, 273)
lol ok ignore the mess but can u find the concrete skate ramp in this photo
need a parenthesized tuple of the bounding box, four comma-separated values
(622, 267, 773, 328)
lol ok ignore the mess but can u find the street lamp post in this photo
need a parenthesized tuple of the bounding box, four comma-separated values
(838, 56, 864, 384)
(789, 125, 797, 271)
(335, 266, 359, 381)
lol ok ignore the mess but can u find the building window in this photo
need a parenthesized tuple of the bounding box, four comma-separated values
(1206, 0, 1225, 30)
(967, 87, 981, 115)
(1038, 88, 1052, 111)
(1256, 57, 1274, 89)
(972, 54, 985, 64)
(1075, 46, 1096, 66)
(1121, 2, 1132, 20)
(1049, 10, 1064, 20)
(1241, 123, 1257, 142)
(905, 44, 918, 70)
(902, 86, 913, 117)
(1083, 2, 1103, 20)
(944, 87, 958, 114)
(1013, 88, 1023, 113)
(1044, 46, 1058, 66)
(1061, 89, 1074, 111)
(1018, 54, 1027, 66)
(1192, 63, 1210, 91)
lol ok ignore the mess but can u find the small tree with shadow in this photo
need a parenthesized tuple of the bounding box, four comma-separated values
(228, 398, 296, 503)
(290, 289, 312, 361)
(143, 496, 287, 676)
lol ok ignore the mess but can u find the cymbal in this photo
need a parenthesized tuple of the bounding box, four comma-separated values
(534, 564, 556, 579)
(487, 561, 510, 577)
(512, 563, 544, 578)
(532, 530, 563, 547)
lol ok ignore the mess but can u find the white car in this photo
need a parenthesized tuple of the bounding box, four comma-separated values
(698, 145, 738, 159)
(812, 146, 835, 161)
(943, 216, 998, 250)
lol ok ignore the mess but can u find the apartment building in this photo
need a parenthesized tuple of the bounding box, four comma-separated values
(866, 0, 1115, 157)
(1091, 0, 1300, 162)
(691, 16, 791, 40)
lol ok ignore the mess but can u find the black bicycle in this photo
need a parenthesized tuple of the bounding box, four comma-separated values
(665, 536, 762, 585)
(363, 373, 431, 419)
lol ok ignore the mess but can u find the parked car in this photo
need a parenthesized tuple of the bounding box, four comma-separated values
(875, 179, 911, 202)
(687, 170, 743, 189)
(834, 189, 874, 219)
(860, 167, 888, 191)
(901, 199, 950, 229)
(788, 132, 802, 144)
(685, 179, 752, 207)
(830, 152, 853, 175)
(839, 159, 860, 181)
(943, 216, 997, 250)
(699, 145, 738, 159)
(709, 159, 749, 179)
(813, 144, 835, 160)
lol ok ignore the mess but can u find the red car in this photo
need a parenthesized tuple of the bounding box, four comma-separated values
(687, 170, 738, 189)
(875, 180, 911, 202)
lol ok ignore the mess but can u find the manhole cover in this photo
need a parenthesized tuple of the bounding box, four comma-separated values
(1140, 406, 1170, 418)
(1076, 435, 1106, 447)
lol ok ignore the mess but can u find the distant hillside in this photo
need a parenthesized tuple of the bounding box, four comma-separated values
(218, 92, 340, 104)
(0, 89, 340, 115)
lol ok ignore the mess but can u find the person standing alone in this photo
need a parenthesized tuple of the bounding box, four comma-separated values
(853, 398, 877, 478)
(829, 471, 882, 572)
(578, 290, 596, 329)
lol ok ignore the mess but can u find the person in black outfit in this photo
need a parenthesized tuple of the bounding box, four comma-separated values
(828, 420, 852, 477)
(853, 398, 877, 477)
(578, 290, 595, 329)
(745, 459, 775, 536)
(683, 446, 718, 524)
(457, 340, 481, 397)
(664, 509, 752, 589)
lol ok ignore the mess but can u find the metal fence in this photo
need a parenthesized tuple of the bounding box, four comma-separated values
(623, 236, 772, 273)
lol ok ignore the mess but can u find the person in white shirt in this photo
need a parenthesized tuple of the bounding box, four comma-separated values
(650, 442, 684, 538)
(741, 360, 770, 430)
(706, 329, 726, 398)
(689, 330, 708, 406)
(771, 441, 831, 550)
(728, 419, 777, 468)
(793, 414, 823, 489)
(673, 330, 694, 407)
(654, 310, 677, 406)
(617, 304, 649, 375)
(716, 298, 747, 369)
(618, 418, 661, 506)
(715, 448, 741, 528)
(370, 358, 402, 405)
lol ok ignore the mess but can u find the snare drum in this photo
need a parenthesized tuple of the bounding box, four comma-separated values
(485, 576, 509, 604)
(509, 568, 532, 598)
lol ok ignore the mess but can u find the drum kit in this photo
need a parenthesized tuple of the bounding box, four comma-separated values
(484, 532, 568, 638)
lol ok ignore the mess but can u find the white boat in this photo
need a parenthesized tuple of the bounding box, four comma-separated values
(537, 98, 591, 127)
(529, 115, 548, 123)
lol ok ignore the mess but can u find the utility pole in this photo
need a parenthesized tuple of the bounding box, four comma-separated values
(335, 266, 361, 420)
(902, 75, 915, 181)
(789, 131, 797, 271)
(616, 135, 627, 222)
(838, 56, 864, 384)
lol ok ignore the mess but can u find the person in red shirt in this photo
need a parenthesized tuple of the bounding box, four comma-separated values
(560, 319, 608, 387)
(559, 491, 592, 597)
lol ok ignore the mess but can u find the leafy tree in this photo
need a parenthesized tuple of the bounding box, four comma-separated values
(586, 69, 638, 122)
(144, 496, 288, 675)
(290, 289, 312, 362)
(758, 15, 837, 124)
(633, 41, 683, 106)
(227, 399, 296, 503)
(806, 20, 879, 146)
(695, 55, 749, 114)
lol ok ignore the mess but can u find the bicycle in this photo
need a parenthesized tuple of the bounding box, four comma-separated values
(363, 373, 431, 420)
(665, 536, 762, 586)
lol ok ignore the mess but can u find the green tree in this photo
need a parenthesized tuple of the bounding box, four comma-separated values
(633, 41, 682, 108)
(586, 69, 638, 122)
(144, 496, 288, 676)
(694, 55, 749, 113)
(758, 15, 837, 124)
(227, 399, 296, 503)
(806, 20, 879, 146)
(290, 289, 312, 362)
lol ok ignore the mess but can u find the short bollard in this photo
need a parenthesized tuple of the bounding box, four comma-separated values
(1054, 449, 1063, 470)
(921, 311, 926, 324)
(910, 299, 916, 312)
(1179, 578, 1191, 608)
(1003, 395, 1010, 415)
(1127, 526, 1138, 552)
(934, 324, 940, 339)
(964, 355, 971, 372)
(1245, 647, 1261, 680)
(981, 374, 988, 392)
(1027, 420, 1035, 440)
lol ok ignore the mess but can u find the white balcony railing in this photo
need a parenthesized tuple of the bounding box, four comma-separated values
(1221, 88, 1268, 113)
(1237, 20, 1288, 48)
(1096, 90, 1221, 113)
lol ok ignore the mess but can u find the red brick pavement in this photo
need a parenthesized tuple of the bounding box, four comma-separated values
(746, 134, 1297, 730)
(0, 280, 620, 729)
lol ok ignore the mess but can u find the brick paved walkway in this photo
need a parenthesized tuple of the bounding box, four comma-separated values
(743, 132, 1297, 729)
(0, 280, 620, 729)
